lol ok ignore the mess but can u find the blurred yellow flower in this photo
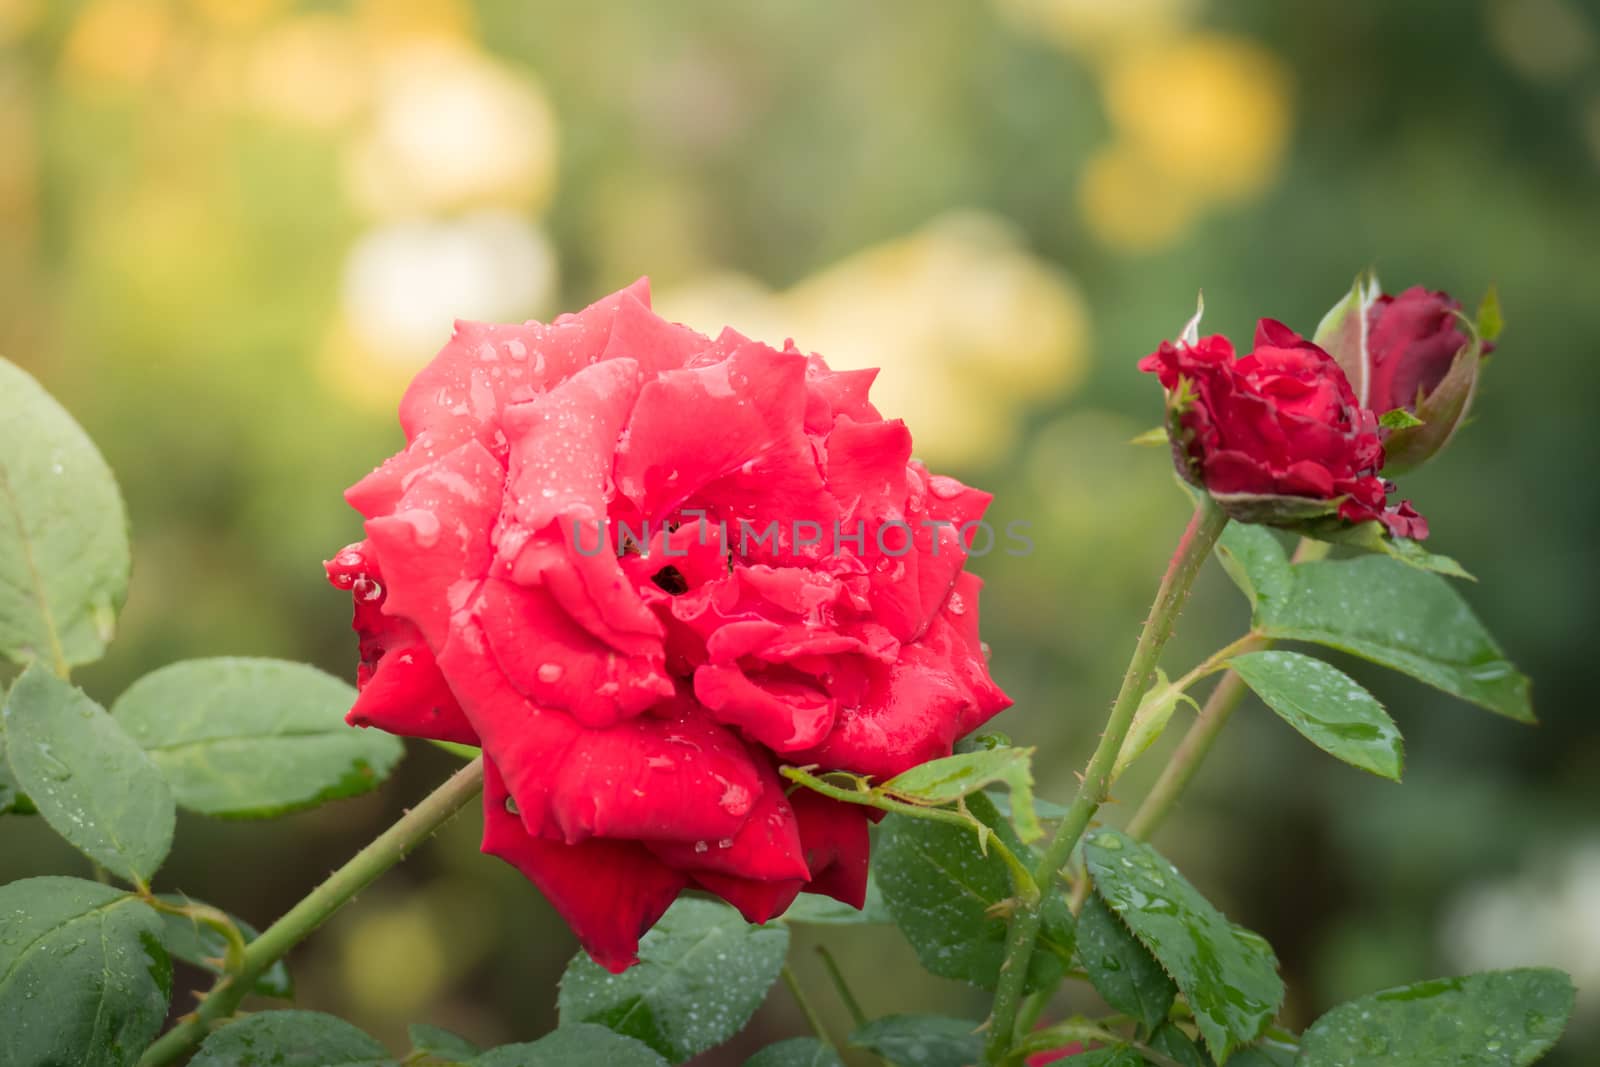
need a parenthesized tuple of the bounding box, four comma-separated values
(184, 0, 285, 32)
(247, 14, 372, 131)
(354, 0, 477, 47)
(660, 213, 1091, 468)
(62, 0, 174, 91)
(1104, 33, 1292, 204)
(0, 0, 42, 46)
(1077, 142, 1200, 251)
(343, 40, 559, 219)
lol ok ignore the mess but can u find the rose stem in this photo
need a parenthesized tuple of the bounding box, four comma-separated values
(984, 499, 1227, 1066)
(782, 963, 837, 1050)
(138, 757, 486, 1067)
(1125, 537, 1329, 842)
(815, 944, 868, 1029)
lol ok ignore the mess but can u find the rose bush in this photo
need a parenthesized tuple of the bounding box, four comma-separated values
(1139, 318, 1427, 539)
(325, 279, 1009, 970)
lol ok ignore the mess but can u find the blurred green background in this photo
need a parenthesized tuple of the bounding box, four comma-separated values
(2, 0, 1596, 1062)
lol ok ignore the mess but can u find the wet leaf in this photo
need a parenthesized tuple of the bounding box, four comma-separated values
(112, 658, 402, 819)
(1084, 830, 1283, 1062)
(189, 1010, 394, 1066)
(849, 1015, 981, 1067)
(558, 898, 788, 1063)
(1076, 892, 1176, 1032)
(0, 877, 171, 1067)
(1228, 651, 1404, 781)
(882, 746, 1042, 841)
(0, 357, 131, 671)
(744, 1037, 845, 1067)
(3, 664, 174, 886)
(408, 1023, 482, 1062)
(470, 1025, 668, 1066)
(1297, 968, 1573, 1067)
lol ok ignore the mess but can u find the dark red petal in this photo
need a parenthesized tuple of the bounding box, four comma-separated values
(347, 639, 479, 745)
(790, 787, 872, 909)
(647, 756, 810, 881)
(481, 758, 686, 973)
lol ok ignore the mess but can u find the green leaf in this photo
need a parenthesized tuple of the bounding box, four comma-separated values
(557, 898, 788, 1063)
(1216, 525, 1293, 608)
(3, 664, 174, 886)
(1251, 555, 1530, 722)
(873, 793, 1072, 991)
(1130, 426, 1170, 447)
(111, 657, 403, 818)
(1477, 285, 1504, 343)
(0, 877, 171, 1067)
(1085, 830, 1283, 1063)
(744, 1037, 846, 1067)
(1230, 1042, 1297, 1067)
(1149, 1024, 1211, 1066)
(1297, 968, 1573, 1067)
(780, 877, 891, 924)
(1076, 892, 1176, 1032)
(189, 1011, 395, 1066)
(408, 1023, 482, 1062)
(882, 745, 1042, 842)
(154, 894, 292, 999)
(849, 1015, 982, 1067)
(1227, 651, 1404, 781)
(1068, 1048, 1144, 1066)
(470, 1026, 669, 1066)
(1377, 408, 1425, 430)
(0, 725, 29, 815)
(0, 358, 131, 671)
(1312, 272, 1381, 408)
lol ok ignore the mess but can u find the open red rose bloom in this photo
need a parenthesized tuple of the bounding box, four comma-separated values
(1139, 319, 1427, 539)
(326, 280, 1009, 970)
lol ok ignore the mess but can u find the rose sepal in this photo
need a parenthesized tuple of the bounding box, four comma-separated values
(1296, 516, 1474, 579)
(1312, 269, 1382, 407)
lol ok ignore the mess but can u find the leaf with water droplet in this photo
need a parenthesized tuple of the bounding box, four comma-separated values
(848, 1015, 982, 1067)
(1223, 538, 1530, 723)
(1228, 651, 1404, 781)
(558, 898, 788, 1063)
(1085, 830, 1283, 1062)
(0, 877, 171, 1067)
(111, 658, 402, 819)
(780, 875, 891, 925)
(1298, 968, 1573, 1067)
(874, 792, 1073, 991)
(744, 1036, 845, 1067)
(189, 1010, 395, 1066)
(4, 665, 174, 886)
(473, 1024, 668, 1066)
(406, 1022, 481, 1062)
(881, 745, 1043, 842)
(1076, 892, 1175, 1032)
(0, 358, 132, 671)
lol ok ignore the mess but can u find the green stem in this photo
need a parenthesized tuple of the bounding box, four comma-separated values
(780, 766, 1038, 901)
(984, 500, 1227, 1065)
(138, 757, 486, 1067)
(815, 945, 868, 1029)
(782, 963, 836, 1050)
(1125, 537, 1329, 842)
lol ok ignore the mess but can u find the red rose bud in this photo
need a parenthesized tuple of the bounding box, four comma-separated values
(325, 279, 1010, 972)
(1140, 318, 1427, 539)
(1313, 276, 1494, 475)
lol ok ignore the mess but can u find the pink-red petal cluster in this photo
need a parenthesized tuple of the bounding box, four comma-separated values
(1139, 319, 1428, 539)
(327, 280, 1008, 970)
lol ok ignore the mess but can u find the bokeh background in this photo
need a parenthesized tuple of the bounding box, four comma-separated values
(2, 0, 1597, 1062)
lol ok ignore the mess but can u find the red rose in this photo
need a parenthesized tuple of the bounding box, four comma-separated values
(1366, 286, 1472, 415)
(326, 279, 1009, 971)
(1139, 319, 1427, 539)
